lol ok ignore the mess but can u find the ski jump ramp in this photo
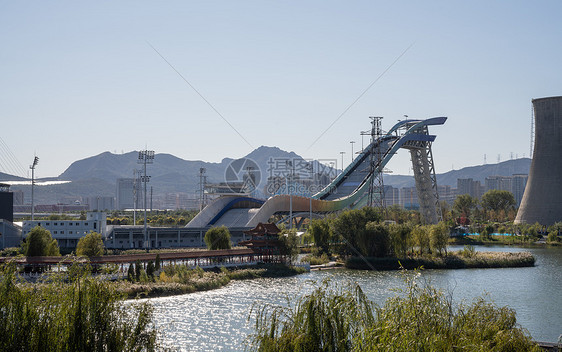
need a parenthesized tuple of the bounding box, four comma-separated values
(187, 117, 447, 229)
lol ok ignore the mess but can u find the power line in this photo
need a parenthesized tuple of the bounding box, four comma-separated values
(306, 41, 416, 151)
(0, 136, 27, 177)
(147, 41, 254, 149)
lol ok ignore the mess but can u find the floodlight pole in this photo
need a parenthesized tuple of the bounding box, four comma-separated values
(138, 150, 154, 251)
(288, 161, 294, 229)
(30, 156, 39, 221)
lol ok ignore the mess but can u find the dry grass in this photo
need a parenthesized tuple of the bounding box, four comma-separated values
(346, 251, 535, 270)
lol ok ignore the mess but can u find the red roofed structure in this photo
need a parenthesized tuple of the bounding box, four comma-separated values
(239, 223, 283, 261)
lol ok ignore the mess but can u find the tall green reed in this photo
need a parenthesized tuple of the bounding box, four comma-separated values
(0, 262, 158, 352)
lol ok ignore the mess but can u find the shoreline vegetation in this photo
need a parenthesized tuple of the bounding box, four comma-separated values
(247, 276, 542, 352)
(117, 264, 307, 299)
(449, 234, 562, 247)
(345, 250, 535, 271)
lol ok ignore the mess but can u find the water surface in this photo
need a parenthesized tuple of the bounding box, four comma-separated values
(150, 245, 562, 351)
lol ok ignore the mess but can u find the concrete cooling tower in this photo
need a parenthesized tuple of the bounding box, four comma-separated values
(515, 96, 562, 226)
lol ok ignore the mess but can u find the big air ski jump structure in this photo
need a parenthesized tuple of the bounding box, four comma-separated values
(187, 117, 447, 229)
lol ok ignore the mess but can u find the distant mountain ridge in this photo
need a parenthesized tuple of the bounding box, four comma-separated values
(0, 172, 26, 182)
(58, 146, 310, 193)
(6, 146, 315, 204)
(384, 158, 531, 188)
(1, 148, 532, 205)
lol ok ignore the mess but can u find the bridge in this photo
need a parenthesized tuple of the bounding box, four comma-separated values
(186, 117, 447, 229)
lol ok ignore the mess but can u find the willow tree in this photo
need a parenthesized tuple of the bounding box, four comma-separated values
(204, 226, 231, 250)
(76, 231, 104, 257)
(23, 226, 60, 257)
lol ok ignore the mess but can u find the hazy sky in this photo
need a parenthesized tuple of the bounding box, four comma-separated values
(1, 1, 560, 179)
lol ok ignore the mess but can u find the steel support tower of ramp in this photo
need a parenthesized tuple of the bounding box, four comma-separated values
(186, 117, 447, 229)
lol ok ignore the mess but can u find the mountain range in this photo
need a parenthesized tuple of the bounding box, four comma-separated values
(1, 147, 532, 205)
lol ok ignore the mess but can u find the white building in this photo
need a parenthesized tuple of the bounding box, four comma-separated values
(22, 212, 107, 249)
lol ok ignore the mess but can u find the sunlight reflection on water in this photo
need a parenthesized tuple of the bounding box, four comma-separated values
(149, 246, 562, 351)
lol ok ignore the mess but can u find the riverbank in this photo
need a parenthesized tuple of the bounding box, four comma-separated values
(345, 251, 535, 270)
(449, 235, 562, 247)
(116, 264, 307, 299)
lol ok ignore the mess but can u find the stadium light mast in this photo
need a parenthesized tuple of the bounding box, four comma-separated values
(30, 156, 39, 221)
(138, 150, 154, 251)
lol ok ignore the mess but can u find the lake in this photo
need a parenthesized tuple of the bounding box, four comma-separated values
(149, 245, 562, 351)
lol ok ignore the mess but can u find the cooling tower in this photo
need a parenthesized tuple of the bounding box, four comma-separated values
(515, 96, 562, 226)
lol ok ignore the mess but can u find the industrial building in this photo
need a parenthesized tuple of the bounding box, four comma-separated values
(0, 183, 22, 249)
(104, 225, 250, 249)
(516, 96, 562, 225)
(22, 212, 107, 249)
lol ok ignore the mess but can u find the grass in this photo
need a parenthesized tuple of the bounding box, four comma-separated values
(345, 251, 535, 271)
(117, 264, 307, 299)
(0, 262, 159, 352)
(301, 253, 331, 265)
(246, 275, 541, 352)
(449, 234, 543, 246)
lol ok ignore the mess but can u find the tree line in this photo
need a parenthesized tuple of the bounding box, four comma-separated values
(308, 207, 450, 259)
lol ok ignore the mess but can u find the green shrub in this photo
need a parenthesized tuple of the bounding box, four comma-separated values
(302, 253, 330, 265)
(547, 231, 559, 243)
(146, 261, 155, 278)
(127, 263, 135, 282)
(460, 244, 476, 258)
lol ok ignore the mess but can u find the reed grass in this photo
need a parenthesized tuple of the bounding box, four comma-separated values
(346, 251, 535, 271)
(0, 262, 158, 352)
(118, 264, 306, 299)
(246, 274, 541, 352)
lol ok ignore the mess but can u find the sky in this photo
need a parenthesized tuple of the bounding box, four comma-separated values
(1, 1, 561, 179)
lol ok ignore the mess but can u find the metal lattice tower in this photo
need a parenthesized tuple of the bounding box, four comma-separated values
(402, 123, 442, 224)
(368, 116, 385, 208)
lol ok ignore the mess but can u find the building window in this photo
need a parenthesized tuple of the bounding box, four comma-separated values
(84, 223, 88, 226)
(69, 231, 73, 234)
(69, 223, 72, 226)
(46, 223, 50, 226)
(60, 231, 64, 234)
(54, 223, 58, 226)
(53, 231, 58, 234)
(76, 223, 80, 226)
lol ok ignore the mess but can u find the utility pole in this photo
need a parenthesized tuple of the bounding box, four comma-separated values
(350, 141, 355, 163)
(133, 170, 138, 225)
(30, 156, 39, 221)
(286, 160, 294, 229)
(339, 151, 345, 174)
(199, 168, 207, 211)
(308, 163, 313, 226)
(138, 150, 154, 251)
